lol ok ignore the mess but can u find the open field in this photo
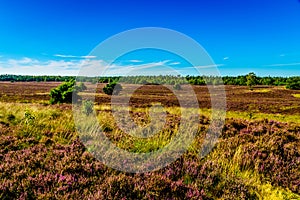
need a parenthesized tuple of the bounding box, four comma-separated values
(0, 82, 300, 199)
(1, 81, 300, 115)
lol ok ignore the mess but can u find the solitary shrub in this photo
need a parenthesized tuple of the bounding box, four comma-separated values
(103, 82, 122, 95)
(82, 100, 94, 116)
(90, 79, 98, 84)
(78, 82, 87, 91)
(49, 80, 86, 104)
(173, 83, 182, 90)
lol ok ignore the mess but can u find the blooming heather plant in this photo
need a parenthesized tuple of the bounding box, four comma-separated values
(0, 103, 299, 199)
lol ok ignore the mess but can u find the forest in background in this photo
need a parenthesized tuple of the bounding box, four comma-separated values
(0, 74, 300, 88)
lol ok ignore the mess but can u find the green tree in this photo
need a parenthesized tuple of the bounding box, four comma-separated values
(246, 72, 257, 90)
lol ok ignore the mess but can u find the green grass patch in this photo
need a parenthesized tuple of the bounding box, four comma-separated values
(0, 102, 76, 144)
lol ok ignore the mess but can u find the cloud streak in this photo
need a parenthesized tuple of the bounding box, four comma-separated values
(0, 57, 177, 76)
(183, 64, 224, 69)
(53, 54, 97, 59)
(0, 56, 224, 76)
(264, 62, 300, 67)
(169, 62, 181, 65)
(129, 60, 143, 63)
(102, 60, 173, 76)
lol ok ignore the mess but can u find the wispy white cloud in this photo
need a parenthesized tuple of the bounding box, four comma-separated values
(104, 60, 172, 76)
(169, 62, 181, 65)
(81, 55, 97, 59)
(53, 54, 77, 58)
(53, 54, 97, 59)
(0, 57, 87, 75)
(223, 57, 229, 60)
(0, 57, 224, 76)
(7, 57, 39, 65)
(129, 60, 143, 63)
(107, 62, 224, 76)
(264, 62, 300, 67)
(0, 57, 176, 76)
(183, 64, 224, 69)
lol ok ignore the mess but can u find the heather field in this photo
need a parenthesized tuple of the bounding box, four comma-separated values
(0, 82, 300, 199)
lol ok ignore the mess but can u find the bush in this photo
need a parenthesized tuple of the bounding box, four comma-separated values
(49, 80, 86, 104)
(103, 82, 122, 95)
(286, 82, 300, 90)
(24, 110, 35, 125)
(6, 114, 16, 122)
(78, 82, 87, 91)
(82, 100, 94, 116)
(173, 83, 182, 90)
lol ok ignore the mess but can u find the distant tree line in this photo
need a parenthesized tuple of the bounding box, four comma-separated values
(0, 74, 299, 89)
(0, 75, 75, 82)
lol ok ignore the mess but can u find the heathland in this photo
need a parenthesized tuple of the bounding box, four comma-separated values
(0, 79, 300, 199)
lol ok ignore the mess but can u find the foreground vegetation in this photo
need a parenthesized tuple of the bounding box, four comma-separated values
(0, 102, 299, 199)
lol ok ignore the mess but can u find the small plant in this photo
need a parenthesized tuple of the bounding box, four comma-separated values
(82, 100, 94, 116)
(24, 110, 35, 124)
(91, 79, 98, 84)
(78, 82, 87, 91)
(6, 113, 16, 122)
(173, 83, 182, 90)
(248, 112, 254, 120)
(103, 82, 122, 95)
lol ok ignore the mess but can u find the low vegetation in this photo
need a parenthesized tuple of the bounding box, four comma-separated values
(0, 102, 299, 199)
(0, 78, 299, 199)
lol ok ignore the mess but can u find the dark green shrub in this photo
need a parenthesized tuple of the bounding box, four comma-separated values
(82, 100, 94, 116)
(78, 82, 87, 91)
(173, 83, 182, 90)
(103, 82, 122, 95)
(49, 80, 85, 104)
(286, 82, 300, 90)
(6, 114, 16, 122)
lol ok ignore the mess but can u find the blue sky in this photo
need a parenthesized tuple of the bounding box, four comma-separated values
(0, 0, 300, 76)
